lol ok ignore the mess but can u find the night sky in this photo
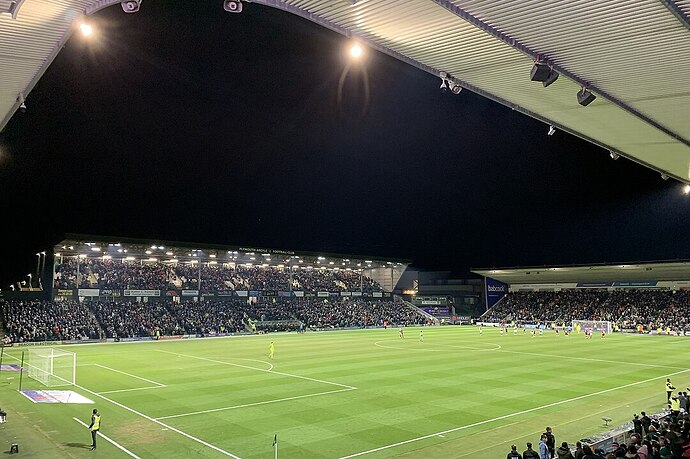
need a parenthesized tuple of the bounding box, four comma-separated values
(1, 1, 688, 287)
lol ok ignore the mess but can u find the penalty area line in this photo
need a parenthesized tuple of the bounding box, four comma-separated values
(156, 387, 356, 420)
(73, 417, 142, 459)
(155, 349, 356, 390)
(337, 367, 690, 459)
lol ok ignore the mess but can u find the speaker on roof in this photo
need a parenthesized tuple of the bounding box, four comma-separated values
(577, 88, 596, 106)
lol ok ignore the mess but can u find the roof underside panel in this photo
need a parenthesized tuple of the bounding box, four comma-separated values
(0, 0, 104, 130)
(257, 0, 690, 180)
(1, 0, 689, 181)
(473, 261, 690, 284)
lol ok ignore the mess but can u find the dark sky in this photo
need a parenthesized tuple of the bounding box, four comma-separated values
(1, 1, 688, 287)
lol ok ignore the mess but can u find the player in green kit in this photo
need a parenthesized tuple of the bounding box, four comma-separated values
(269, 342, 275, 359)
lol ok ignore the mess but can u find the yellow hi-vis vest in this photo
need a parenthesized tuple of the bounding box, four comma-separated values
(670, 397, 680, 411)
(91, 414, 101, 431)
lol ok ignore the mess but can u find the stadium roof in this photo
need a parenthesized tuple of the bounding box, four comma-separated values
(54, 234, 411, 268)
(472, 260, 690, 284)
(1, 1, 690, 180)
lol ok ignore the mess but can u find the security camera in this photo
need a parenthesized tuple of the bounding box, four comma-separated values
(19, 102, 26, 113)
(223, 0, 243, 13)
(121, 0, 141, 13)
(449, 83, 462, 95)
(661, 173, 669, 181)
(547, 125, 556, 136)
(609, 151, 619, 160)
(439, 80, 448, 93)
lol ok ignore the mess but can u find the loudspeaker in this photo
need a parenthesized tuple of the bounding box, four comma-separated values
(577, 88, 596, 106)
(530, 63, 551, 82)
(542, 70, 559, 87)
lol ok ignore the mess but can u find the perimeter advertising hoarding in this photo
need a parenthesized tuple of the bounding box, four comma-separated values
(77, 289, 100, 297)
(485, 277, 508, 309)
(124, 289, 160, 297)
(612, 281, 657, 287)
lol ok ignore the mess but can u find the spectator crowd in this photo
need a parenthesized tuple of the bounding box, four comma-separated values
(53, 260, 383, 293)
(507, 410, 690, 458)
(484, 290, 690, 333)
(1, 297, 425, 342)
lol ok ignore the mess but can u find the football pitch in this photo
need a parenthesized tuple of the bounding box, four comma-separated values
(0, 327, 688, 458)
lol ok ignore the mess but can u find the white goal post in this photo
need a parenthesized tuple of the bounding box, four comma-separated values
(571, 320, 612, 334)
(27, 348, 76, 387)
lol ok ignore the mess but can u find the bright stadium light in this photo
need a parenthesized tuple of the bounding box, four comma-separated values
(350, 42, 363, 59)
(79, 23, 93, 37)
(684, 184, 690, 195)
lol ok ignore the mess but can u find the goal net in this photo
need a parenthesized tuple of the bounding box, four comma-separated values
(27, 348, 76, 387)
(571, 320, 612, 334)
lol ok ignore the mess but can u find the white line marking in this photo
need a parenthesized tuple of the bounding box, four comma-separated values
(93, 364, 166, 387)
(98, 386, 166, 395)
(156, 387, 356, 420)
(75, 384, 242, 458)
(4, 353, 241, 459)
(374, 341, 501, 352)
(73, 417, 142, 459)
(497, 349, 687, 370)
(337, 368, 690, 459)
(156, 349, 356, 390)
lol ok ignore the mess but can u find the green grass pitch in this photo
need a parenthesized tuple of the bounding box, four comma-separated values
(0, 327, 688, 458)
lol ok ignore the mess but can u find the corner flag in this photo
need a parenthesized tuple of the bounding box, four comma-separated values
(273, 434, 277, 447)
(273, 434, 278, 459)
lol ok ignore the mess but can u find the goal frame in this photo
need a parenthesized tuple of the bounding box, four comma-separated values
(27, 348, 76, 387)
(571, 320, 612, 334)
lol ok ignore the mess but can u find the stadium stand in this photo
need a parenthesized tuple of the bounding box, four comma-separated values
(0, 297, 425, 342)
(0, 299, 100, 342)
(482, 290, 690, 333)
(53, 260, 383, 293)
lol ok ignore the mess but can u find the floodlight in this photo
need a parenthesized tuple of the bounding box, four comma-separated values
(547, 125, 556, 136)
(5, 0, 18, 17)
(350, 43, 363, 58)
(439, 71, 461, 95)
(610, 151, 619, 160)
(223, 0, 243, 13)
(121, 0, 141, 13)
(79, 23, 93, 37)
(577, 88, 596, 106)
(18, 92, 26, 113)
(449, 83, 462, 94)
(684, 184, 690, 195)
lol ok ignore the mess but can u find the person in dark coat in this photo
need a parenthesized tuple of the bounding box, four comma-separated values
(523, 441, 541, 459)
(556, 442, 575, 459)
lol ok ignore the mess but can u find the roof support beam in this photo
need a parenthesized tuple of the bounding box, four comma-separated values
(658, 0, 690, 32)
(430, 0, 690, 150)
